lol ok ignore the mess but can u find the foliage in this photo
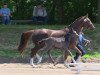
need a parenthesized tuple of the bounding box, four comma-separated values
(0, 0, 98, 24)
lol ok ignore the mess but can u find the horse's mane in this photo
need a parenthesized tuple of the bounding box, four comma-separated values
(55, 16, 86, 32)
(68, 16, 85, 28)
(62, 26, 69, 32)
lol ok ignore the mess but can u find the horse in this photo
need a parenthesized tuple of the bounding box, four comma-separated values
(18, 15, 95, 67)
(38, 28, 79, 67)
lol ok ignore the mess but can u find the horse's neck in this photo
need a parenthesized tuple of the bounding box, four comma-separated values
(68, 21, 83, 34)
(74, 26, 83, 34)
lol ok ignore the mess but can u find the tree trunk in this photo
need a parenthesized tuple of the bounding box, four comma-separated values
(97, 0, 100, 23)
(57, 0, 64, 24)
(49, 0, 57, 24)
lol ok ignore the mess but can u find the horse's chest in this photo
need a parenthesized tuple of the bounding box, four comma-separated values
(70, 37, 78, 45)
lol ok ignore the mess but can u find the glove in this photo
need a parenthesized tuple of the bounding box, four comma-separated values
(84, 40, 90, 46)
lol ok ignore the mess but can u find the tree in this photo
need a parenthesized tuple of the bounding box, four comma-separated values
(57, 0, 65, 24)
(97, 0, 100, 23)
(0, 0, 98, 24)
(48, 0, 57, 24)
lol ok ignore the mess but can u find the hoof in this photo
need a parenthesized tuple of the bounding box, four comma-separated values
(69, 65, 75, 67)
(37, 57, 42, 64)
(64, 61, 70, 68)
(64, 64, 70, 68)
(31, 64, 37, 68)
(53, 62, 58, 66)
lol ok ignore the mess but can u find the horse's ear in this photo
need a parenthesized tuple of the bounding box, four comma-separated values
(70, 28, 74, 32)
(85, 14, 88, 18)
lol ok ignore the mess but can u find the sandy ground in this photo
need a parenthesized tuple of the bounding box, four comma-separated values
(0, 63, 100, 75)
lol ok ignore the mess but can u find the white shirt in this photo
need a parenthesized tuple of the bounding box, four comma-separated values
(33, 6, 47, 17)
(37, 9, 44, 16)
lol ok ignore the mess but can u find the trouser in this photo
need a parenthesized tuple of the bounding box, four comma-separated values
(74, 44, 86, 61)
(2, 16, 10, 25)
(32, 16, 48, 24)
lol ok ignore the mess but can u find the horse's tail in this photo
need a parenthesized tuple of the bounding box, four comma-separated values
(18, 30, 34, 53)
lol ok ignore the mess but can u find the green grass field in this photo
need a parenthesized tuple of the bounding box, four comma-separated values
(0, 24, 100, 60)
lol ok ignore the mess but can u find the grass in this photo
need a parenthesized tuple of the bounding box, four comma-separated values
(0, 24, 100, 60)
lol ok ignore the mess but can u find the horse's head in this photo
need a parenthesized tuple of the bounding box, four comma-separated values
(68, 14, 95, 32)
(81, 14, 95, 30)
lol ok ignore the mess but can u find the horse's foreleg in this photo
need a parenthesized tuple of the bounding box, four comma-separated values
(73, 46, 82, 62)
(63, 50, 70, 68)
(63, 50, 68, 60)
(68, 50, 76, 63)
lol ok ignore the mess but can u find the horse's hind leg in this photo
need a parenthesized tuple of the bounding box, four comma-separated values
(47, 49, 55, 63)
(40, 41, 55, 64)
(30, 43, 44, 67)
(30, 48, 38, 67)
(63, 50, 70, 68)
(30, 57, 37, 67)
(36, 53, 42, 64)
(30, 47, 41, 67)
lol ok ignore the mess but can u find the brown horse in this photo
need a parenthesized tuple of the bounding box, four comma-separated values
(18, 15, 95, 67)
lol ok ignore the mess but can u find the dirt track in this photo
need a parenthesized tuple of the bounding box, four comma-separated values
(0, 63, 100, 75)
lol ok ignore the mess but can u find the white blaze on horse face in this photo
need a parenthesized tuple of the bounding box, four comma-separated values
(87, 18, 93, 25)
(84, 18, 92, 24)
(84, 18, 87, 22)
(84, 18, 95, 28)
